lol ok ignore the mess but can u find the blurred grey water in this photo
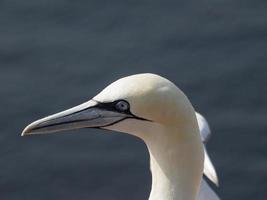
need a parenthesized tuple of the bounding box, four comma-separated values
(0, 0, 267, 199)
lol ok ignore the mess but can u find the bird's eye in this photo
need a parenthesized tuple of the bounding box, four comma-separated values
(115, 100, 130, 112)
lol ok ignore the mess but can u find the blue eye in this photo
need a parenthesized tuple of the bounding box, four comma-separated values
(115, 101, 129, 112)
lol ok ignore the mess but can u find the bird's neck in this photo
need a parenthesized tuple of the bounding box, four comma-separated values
(145, 125, 204, 200)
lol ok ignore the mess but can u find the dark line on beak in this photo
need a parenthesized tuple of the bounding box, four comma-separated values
(31, 119, 96, 131)
(32, 99, 152, 132)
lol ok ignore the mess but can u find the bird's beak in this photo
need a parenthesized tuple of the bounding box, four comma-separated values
(22, 100, 130, 136)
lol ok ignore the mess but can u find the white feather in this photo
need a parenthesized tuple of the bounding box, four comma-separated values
(196, 112, 220, 200)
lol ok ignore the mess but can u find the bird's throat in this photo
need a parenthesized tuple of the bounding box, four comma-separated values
(106, 118, 204, 200)
(146, 126, 204, 200)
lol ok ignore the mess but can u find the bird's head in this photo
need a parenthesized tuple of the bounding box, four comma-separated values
(22, 73, 197, 140)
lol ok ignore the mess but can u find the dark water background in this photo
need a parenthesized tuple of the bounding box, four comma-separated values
(1, 0, 267, 199)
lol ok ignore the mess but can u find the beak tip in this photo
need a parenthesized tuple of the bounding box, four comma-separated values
(21, 122, 36, 136)
(21, 127, 31, 136)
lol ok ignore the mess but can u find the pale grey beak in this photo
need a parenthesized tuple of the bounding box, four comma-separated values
(22, 100, 131, 136)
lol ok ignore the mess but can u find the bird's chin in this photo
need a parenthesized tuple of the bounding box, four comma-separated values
(104, 118, 157, 140)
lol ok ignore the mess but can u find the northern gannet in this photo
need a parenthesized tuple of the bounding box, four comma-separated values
(22, 73, 220, 200)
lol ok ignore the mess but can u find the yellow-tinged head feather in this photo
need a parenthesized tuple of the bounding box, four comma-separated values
(94, 73, 196, 127)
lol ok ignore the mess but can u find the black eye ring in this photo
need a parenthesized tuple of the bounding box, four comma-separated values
(115, 100, 130, 112)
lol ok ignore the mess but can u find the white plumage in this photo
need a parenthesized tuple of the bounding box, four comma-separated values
(23, 73, 220, 200)
(196, 112, 220, 199)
